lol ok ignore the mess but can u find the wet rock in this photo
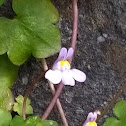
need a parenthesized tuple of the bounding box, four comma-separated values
(1, 0, 126, 125)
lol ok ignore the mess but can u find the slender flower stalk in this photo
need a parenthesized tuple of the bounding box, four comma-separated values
(41, 82, 64, 120)
(69, 0, 78, 64)
(71, 0, 78, 50)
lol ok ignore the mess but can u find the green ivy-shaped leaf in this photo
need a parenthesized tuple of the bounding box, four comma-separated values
(13, 95, 33, 116)
(0, 107, 12, 126)
(0, 54, 18, 111)
(0, 0, 61, 65)
(10, 115, 58, 126)
(0, 0, 5, 6)
(10, 116, 42, 126)
(103, 100, 126, 126)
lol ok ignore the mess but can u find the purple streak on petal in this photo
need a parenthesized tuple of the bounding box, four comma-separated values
(55, 47, 67, 63)
(65, 48, 74, 60)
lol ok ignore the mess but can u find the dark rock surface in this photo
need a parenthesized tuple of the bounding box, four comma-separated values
(1, 0, 126, 125)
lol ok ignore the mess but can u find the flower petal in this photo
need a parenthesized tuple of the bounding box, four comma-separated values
(83, 122, 89, 126)
(83, 122, 97, 126)
(92, 112, 97, 121)
(62, 71, 75, 86)
(66, 48, 74, 60)
(45, 70, 62, 84)
(55, 47, 67, 62)
(85, 112, 97, 122)
(52, 61, 61, 70)
(71, 69, 86, 82)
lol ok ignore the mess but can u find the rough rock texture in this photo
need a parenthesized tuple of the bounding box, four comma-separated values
(1, 0, 126, 126)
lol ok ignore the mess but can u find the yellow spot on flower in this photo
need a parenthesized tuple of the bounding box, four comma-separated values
(60, 60, 70, 67)
(88, 122, 97, 126)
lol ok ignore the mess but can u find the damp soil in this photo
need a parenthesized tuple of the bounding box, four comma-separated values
(1, 0, 126, 126)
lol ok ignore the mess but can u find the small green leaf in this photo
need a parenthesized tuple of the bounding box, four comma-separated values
(103, 100, 126, 126)
(25, 116, 42, 126)
(13, 95, 33, 116)
(0, 107, 12, 126)
(10, 116, 25, 126)
(42, 120, 58, 126)
(15, 95, 30, 105)
(0, 0, 5, 6)
(0, 54, 18, 88)
(0, 0, 61, 65)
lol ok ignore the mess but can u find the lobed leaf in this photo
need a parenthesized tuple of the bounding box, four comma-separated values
(10, 116, 42, 126)
(10, 115, 59, 126)
(0, 0, 61, 65)
(13, 95, 33, 116)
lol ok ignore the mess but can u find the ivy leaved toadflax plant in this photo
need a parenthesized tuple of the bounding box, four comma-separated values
(83, 112, 98, 126)
(45, 47, 86, 86)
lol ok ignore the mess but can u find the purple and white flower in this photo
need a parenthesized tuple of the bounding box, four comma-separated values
(83, 111, 100, 126)
(45, 47, 86, 86)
